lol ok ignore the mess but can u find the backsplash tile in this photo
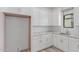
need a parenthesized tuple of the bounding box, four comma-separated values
(60, 26, 79, 36)
(32, 26, 61, 33)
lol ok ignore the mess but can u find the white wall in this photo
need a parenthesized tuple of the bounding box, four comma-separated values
(0, 7, 32, 16)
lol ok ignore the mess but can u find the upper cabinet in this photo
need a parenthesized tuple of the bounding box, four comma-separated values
(49, 8, 62, 26)
(39, 8, 49, 26)
(31, 8, 40, 26)
(74, 7, 79, 26)
(48, 9, 53, 26)
(32, 8, 51, 26)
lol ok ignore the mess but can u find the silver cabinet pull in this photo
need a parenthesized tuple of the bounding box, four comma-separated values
(39, 40, 42, 43)
(60, 40, 63, 43)
(77, 45, 79, 49)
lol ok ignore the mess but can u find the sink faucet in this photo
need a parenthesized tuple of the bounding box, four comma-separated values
(66, 30, 70, 35)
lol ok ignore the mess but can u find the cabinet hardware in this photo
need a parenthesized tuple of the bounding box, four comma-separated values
(60, 40, 63, 43)
(39, 40, 42, 43)
(77, 45, 79, 49)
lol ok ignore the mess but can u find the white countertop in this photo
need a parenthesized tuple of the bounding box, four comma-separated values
(32, 31, 79, 39)
(54, 33, 79, 39)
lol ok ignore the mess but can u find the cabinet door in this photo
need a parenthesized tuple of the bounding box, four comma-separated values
(32, 8, 40, 26)
(51, 8, 61, 26)
(74, 7, 79, 26)
(69, 38, 79, 52)
(53, 34, 57, 47)
(55, 35, 68, 51)
(40, 8, 48, 26)
(31, 36, 41, 52)
(40, 35, 48, 49)
(47, 33, 53, 45)
(40, 33, 53, 50)
(48, 9, 53, 26)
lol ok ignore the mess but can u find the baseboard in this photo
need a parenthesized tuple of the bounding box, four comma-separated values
(20, 49, 29, 52)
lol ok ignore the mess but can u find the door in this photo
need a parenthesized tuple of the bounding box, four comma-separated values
(5, 16, 30, 52)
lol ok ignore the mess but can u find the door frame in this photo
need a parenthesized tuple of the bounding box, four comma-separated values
(1, 12, 31, 52)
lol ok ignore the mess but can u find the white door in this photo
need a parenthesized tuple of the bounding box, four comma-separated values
(5, 16, 29, 52)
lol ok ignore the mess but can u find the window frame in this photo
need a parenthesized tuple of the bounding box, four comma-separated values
(63, 13, 74, 28)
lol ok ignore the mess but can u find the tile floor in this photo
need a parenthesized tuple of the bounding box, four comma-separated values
(40, 46, 63, 52)
(21, 46, 63, 52)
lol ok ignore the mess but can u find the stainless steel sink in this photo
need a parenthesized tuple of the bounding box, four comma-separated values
(59, 33, 79, 39)
(59, 33, 69, 35)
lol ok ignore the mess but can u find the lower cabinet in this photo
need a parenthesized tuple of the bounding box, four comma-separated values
(32, 32, 53, 52)
(53, 35, 69, 52)
(31, 36, 41, 51)
(40, 33, 53, 49)
(32, 33, 79, 52)
(69, 38, 79, 52)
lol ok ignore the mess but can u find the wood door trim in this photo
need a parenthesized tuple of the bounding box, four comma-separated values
(2, 12, 31, 52)
(29, 16, 31, 52)
(3, 12, 30, 18)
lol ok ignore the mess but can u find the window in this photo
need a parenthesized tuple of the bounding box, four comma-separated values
(63, 8, 74, 28)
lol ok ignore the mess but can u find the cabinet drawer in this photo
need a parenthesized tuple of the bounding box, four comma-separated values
(69, 38, 79, 52)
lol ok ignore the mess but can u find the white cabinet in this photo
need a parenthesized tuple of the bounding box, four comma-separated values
(31, 35, 41, 51)
(74, 7, 79, 26)
(32, 8, 50, 26)
(39, 8, 49, 26)
(50, 8, 61, 26)
(32, 8, 40, 26)
(70, 7, 79, 26)
(53, 35, 68, 51)
(69, 38, 79, 52)
(32, 32, 53, 52)
(40, 34, 48, 49)
(53, 34, 79, 52)
(48, 9, 53, 26)
(47, 33, 53, 45)
(40, 33, 53, 49)
(53, 34, 57, 47)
